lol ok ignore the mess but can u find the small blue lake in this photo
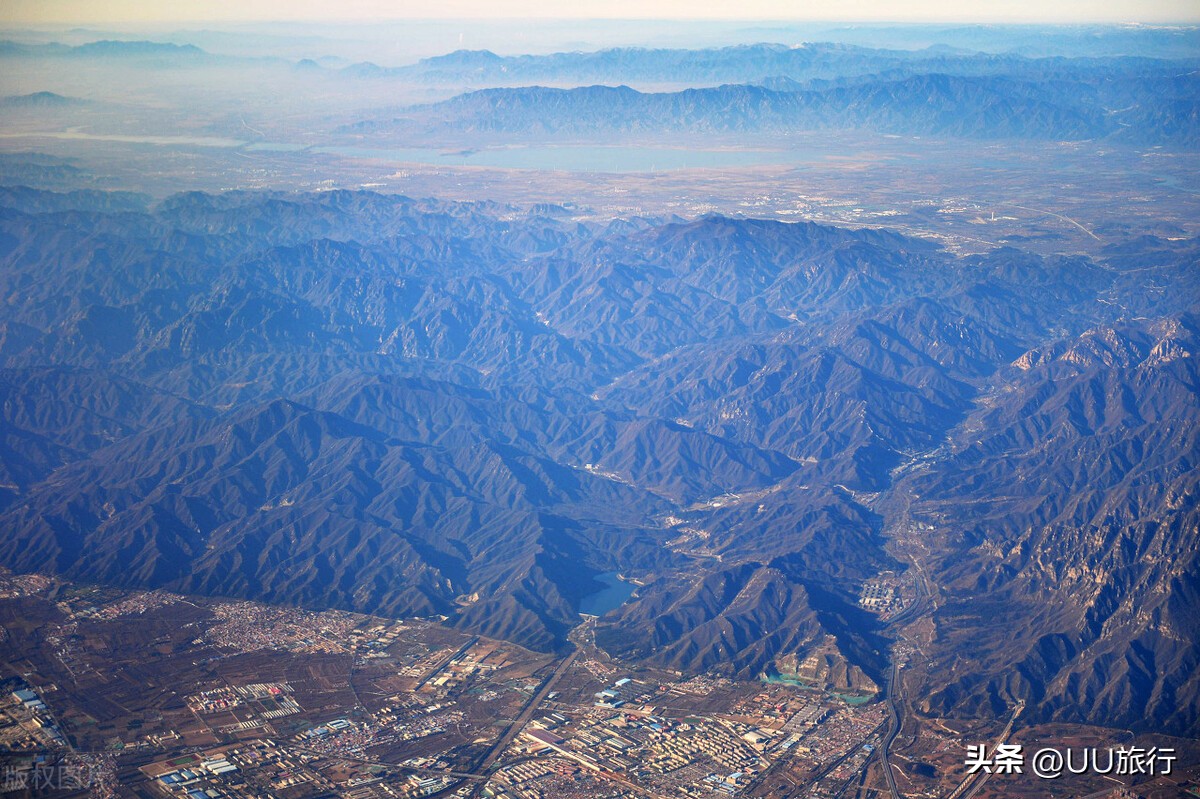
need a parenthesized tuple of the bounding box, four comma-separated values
(578, 571, 636, 616)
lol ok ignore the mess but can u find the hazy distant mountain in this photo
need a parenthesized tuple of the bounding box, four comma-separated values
(0, 39, 208, 60)
(71, 40, 206, 57)
(329, 42, 1198, 147)
(394, 42, 909, 84)
(348, 69, 1197, 146)
(349, 42, 1200, 86)
(0, 187, 1195, 735)
(0, 91, 85, 108)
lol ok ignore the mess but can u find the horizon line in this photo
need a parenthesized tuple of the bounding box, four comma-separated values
(5, 17, 1200, 27)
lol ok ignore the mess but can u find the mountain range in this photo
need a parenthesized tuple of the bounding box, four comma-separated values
(0, 39, 208, 61)
(347, 41, 1200, 85)
(0, 186, 1195, 735)
(347, 67, 1198, 146)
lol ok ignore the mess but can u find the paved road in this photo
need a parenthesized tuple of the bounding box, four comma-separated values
(873, 503, 936, 796)
(947, 702, 1024, 799)
(414, 636, 479, 690)
(876, 532, 931, 799)
(879, 660, 905, 799)
(464, 642, 583, 796)
(1002, 202, 1100, 241)
(791, 722, 887, 797)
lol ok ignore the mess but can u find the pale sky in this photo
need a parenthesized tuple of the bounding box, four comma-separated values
(4, 0, 1199, 24)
